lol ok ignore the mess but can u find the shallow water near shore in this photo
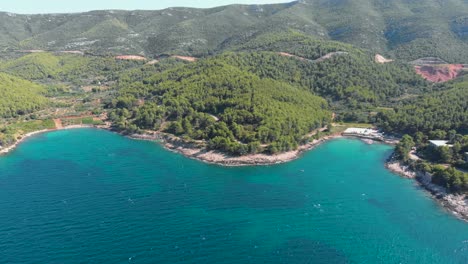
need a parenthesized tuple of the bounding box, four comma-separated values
(0, 128, 467, 263)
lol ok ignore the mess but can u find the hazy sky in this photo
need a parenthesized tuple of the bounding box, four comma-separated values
(0, 0, 292, 14)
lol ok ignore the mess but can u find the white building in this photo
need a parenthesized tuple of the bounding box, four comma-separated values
(428, 140, 453, 148)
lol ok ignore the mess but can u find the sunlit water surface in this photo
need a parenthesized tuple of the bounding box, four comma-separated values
(0, 128, 467, 263)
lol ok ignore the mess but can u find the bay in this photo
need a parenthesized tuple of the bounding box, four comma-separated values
(0, 128, 466, 263)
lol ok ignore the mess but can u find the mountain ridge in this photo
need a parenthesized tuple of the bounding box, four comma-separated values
(1, 0, 468, 62)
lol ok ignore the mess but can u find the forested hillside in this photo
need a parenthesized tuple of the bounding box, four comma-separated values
(109, 59, 331, 155)
(1, 0, 468, 62)
(0, 35, 447, 155)
(0, 52, 145, 85)
(222, 50, 424, 99)
(0, 73, 47, 118)
(0, 34, 463, 154)
(211, 32, 426, 122)
(377, 78, 468, 135)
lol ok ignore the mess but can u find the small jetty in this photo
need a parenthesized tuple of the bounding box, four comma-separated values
(342, 128, 384, 141)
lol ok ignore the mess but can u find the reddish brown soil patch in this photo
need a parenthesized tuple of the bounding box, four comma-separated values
(19, 50, 46, 53)
(53, 119, 63, 129)
(58, 51, 84, 55)
(171, 55, 197, 62)
(61, 112, 93, 120)
(415, 64, 464, 83)
(115, 55, 147, 61)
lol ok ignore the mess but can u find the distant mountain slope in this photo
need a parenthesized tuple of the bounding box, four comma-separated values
(1, 0, 468, 62)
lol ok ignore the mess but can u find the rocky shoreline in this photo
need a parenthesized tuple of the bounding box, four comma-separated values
(1, 125, 340, 167)
(130, 131, 343, 167)
(386, 160, 468, 222)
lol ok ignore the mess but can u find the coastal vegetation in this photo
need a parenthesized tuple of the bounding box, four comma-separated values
(109, 60, 331, 155)
(395, 133, 468, 194)
(377, 75, 468, 194)
(0, 43, 465, 166)
(431, 166, 468, 193)
(0, 4, 466, 195)
(394, 135, 415, 162)
(0, 119, 55, 147)
(0, 52, 148, 148)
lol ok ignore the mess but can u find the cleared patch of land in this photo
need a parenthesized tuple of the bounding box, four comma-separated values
(375, 54, 393, 64)
(415, 64, 464, 83)
(411, 57, 466, 82)
(278, 51, 348, 63)
(171, 55, 197, 62)
(115, 55, 147, 61)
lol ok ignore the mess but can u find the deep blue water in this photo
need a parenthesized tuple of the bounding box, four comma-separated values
(0, 128, 467, 263)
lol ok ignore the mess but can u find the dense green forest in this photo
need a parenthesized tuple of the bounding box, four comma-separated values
(223, 51, 425, 101)
(377, 80, 468, 135)
(214, 41, 426, 122)
(0, 53, 145, 85)
(109, 60, 331, 155)
(0, 73, 47, 118)
(224, 31, 357, 58)
(99, 31, 436, 156)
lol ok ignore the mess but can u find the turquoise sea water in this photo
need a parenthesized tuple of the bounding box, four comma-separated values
(0, 128, 467, 263)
